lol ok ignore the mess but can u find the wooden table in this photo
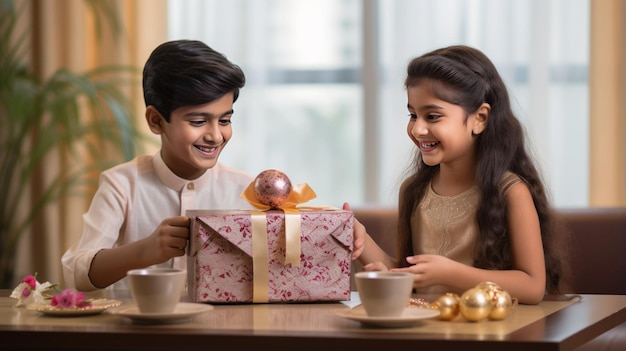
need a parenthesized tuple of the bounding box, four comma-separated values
(1, 289, 625, 351)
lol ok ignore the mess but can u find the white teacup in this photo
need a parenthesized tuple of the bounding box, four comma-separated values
(355, 271, 414, 317)
(127, 268, 186, 314)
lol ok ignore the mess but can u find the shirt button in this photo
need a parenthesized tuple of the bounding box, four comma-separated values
(187, 182, 195, 190)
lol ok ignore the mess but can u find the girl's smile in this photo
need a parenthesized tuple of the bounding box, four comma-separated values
(418, 140, 440, 152)
(406, 80, 485, 169)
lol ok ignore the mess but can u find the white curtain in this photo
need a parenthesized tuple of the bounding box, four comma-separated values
(167, 0, 590, 208)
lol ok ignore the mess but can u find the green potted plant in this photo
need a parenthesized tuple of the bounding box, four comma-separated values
(0, 0, 146, 287)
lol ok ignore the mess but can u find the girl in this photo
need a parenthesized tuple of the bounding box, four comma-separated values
(349, 45, 563, 304)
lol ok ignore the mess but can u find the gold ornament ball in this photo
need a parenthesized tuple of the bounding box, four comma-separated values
(459, 287, 493, 322)
(475, 281, 502, 292)
(488, 290, 514, 320)
(433, 293, 460, 321)
(476, 281, 505, 304)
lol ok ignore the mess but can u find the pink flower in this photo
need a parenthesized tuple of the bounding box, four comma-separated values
(21, 275, 37, 289)
(10, 273, 58, 307)
(50, 290, 90, 309)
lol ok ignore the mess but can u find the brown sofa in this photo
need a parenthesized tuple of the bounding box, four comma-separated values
(351, 207, 626, 351)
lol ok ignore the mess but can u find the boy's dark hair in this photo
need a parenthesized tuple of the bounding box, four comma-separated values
(142, 40, 245, 122)
(397, 45, 564, 294)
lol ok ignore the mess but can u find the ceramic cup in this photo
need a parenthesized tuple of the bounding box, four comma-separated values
(354, 271, 414, 317)
(127, 268, 186, 314)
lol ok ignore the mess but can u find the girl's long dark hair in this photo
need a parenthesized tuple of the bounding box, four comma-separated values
(396, 45, 562, 293)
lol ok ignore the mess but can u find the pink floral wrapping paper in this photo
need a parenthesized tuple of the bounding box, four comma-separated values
(186, 209, 354, 303)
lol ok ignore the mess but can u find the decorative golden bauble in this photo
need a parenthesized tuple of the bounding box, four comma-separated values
(488, 290, 515, 320)
(432, 282, 517, 323)
(475, 281, 502, 292)
(459, 287, 493, 322)
(433, 293, 460, 321)
(477, 282, 505, 303)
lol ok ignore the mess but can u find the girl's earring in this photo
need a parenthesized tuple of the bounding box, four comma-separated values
(472, 129, 478, 135)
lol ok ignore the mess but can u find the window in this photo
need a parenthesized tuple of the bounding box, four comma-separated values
(168, 0, 590, 208)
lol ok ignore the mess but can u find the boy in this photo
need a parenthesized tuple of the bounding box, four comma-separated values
(62, 40, 253, 291)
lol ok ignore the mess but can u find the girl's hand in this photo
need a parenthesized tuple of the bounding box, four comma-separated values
(143, 216, 190, 264)
(343, 202, 365, 260)
(392, 254, 457, 288)
(363, 261, 389, 271)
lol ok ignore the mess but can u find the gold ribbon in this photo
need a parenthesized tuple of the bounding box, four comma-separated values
(241, 182, 317, 211)
(251, 211, 269, 303)
(241, 181, 316, 302)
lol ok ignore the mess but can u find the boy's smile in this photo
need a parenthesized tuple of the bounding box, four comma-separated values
(147, 93, 235, 180)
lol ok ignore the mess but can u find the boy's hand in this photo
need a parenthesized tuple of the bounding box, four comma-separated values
(88, 216, 190, 289)
(146, 216, 190, 263)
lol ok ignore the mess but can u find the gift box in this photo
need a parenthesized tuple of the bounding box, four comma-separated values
(186, 209, 354, 303)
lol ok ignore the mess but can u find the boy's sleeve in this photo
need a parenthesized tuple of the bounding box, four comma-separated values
(61, 172, 129, 291)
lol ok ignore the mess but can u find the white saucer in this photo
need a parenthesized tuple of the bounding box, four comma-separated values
(27, 299, 122, 317)
(335, 306, 440, 328)
(111, 302, 213, 324)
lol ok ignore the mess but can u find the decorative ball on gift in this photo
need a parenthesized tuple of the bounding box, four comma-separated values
(433, 293, 461, 321)
(459, 287, 493, 322)
(253, 169, 293, 208)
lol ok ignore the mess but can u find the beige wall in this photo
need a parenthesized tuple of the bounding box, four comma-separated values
(589, 0, 626, 206)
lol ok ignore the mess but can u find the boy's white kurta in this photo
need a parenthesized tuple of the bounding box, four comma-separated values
(61, 152, 253, 291)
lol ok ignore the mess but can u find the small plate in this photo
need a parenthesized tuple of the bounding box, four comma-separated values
(27, 299, 122, 317)
(336, 306, 440, 328)
(111, 302, 213, 324)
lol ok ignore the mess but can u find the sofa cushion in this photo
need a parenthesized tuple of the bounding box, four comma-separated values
(557, 208, 626, 294)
